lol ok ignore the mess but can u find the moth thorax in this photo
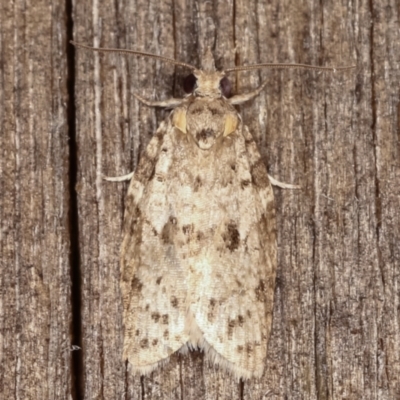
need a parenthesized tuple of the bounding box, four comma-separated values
(185, 99, 238, 150)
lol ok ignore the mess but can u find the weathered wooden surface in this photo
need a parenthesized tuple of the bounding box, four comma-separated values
(1, 0, 400, 398)
(0, 0, 72, 399)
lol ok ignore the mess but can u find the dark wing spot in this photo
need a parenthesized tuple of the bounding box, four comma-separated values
(156, 277, 162, 285)
(151, 312, 160, 322)
(152, 339, 158, 346)
(238, 315, 245, 326)
(125, 202, 141, 227)
(162, 314, 169, 324)
(266, 197, 276, 214)
(196, 231, 205, 241)
(228, 319, 236, 339)
(255, 279, 266, 302)
(246, 343, 253, 354)
(237, 345, 244, 353)
(148, 167, 156, 181)
(194, 176, 202, 191)
(126, 205, 141, 236)
(135, 151, 157, 184)
(251, 159, 269, 188)
(161, 217, 178, 244)
(154, 128, 166, 141)
(130, 277, 143, 293)
(222, 222, 240, 251)
(135, 329, 140, 336)
(171, 296, 179, 308)
(247, 310, 252, 319)
(140, 338, 149, 348)
(161, 226, 172, 244)
(208, 298, 217, 322)
(163, 329, 169, 339)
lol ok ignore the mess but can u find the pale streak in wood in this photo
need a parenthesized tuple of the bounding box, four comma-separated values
(0, 0, 71, 399)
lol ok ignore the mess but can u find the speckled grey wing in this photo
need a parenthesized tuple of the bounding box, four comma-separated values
(120, 120, 191, 375)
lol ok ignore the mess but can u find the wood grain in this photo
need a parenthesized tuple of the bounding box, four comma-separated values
(0, 0, 72, 399)
(1, 0, 400, 398)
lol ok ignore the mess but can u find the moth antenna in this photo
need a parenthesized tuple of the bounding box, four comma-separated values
(225, 62, 356, 73)
(70, 41, 196, 70)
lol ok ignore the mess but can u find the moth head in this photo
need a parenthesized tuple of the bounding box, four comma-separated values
(181, 47, 232, 99)
(183, 71, 232, 98)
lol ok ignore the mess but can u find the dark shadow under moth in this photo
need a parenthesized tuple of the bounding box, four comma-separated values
(72, 41, 354, 380)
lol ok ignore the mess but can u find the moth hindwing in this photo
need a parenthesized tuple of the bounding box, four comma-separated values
(117, 47, 276, 380)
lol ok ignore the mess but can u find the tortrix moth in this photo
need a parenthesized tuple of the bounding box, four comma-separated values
(73, 42, 354, 380)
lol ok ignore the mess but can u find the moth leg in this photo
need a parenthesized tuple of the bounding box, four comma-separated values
(268, 174, 301, 189)
(133, 92, 183, 108)
(103, 171, 134, 182)
(228, 81, 268, 105)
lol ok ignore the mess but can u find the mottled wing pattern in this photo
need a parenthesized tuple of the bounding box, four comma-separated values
(121, 120, 190, 374)
(121, 104, 276, 379)
(186, 124, 277, 379)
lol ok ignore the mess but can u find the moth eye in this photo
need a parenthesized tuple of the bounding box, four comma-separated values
(220, 76, 232, 98)
(183, 74, 197, 93)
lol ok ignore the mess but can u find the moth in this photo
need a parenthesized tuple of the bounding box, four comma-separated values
(73, 41, 353, 380)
